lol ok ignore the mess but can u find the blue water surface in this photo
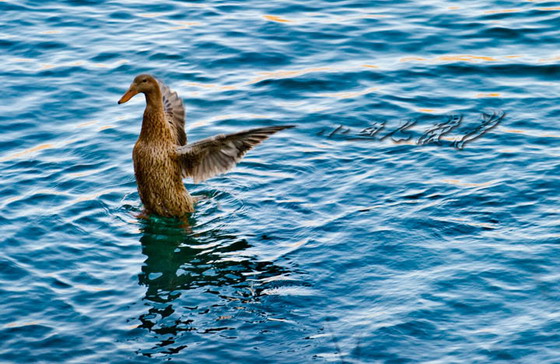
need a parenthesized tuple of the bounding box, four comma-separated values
(1, 0, 559, 362)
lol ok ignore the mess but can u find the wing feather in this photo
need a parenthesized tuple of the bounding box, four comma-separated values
(157, 79, 187, 146)
(176, 125, 295, 183)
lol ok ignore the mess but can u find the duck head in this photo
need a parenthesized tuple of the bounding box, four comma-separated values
(118, 74, 159, 104)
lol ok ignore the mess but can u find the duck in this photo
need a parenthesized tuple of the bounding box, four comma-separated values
(118, 74, 294, 217)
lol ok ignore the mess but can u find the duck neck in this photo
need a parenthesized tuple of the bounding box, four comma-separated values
(139, 89, 172, 142)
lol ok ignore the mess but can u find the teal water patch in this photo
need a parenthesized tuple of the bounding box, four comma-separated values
(1, 0, 559, 362)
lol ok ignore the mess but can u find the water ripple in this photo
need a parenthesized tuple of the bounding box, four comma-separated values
(1, 0, 559, 362)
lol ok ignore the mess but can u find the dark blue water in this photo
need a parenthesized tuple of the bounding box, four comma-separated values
(1, 0, 559, 362)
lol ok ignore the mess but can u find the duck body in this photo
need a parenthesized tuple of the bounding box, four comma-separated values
(133, 134, 195, 217)
(133, 140, 194, 216)
(118, 74, 294, 218)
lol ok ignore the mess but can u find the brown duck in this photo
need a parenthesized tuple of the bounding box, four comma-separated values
(118, 74, 294, 217)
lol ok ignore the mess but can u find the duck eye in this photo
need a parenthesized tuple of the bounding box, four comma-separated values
(142, 79, 147, 83)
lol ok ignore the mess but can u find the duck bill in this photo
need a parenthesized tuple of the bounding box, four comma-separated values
(118, 89, 138, 104)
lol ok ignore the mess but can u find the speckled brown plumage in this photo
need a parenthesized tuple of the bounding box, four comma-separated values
(118, 74, 294, 218)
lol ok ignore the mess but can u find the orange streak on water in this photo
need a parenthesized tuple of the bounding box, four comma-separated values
(476, 93, 502, 98)
(536, 7, 560, 11)
(503, 129, 560, 138)
(401, 54, 499, 63)
(4, 321, 42, 328)
(77, 120, 100, 128)
(484, 8, 520, 14)
(263, 15, 291, 23)
(0, 144, 54, 162)
(436, 55, 497, 62)
(400, 56, 428, 62)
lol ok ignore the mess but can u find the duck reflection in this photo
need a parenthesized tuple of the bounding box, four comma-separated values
(136, 215, 289, 357)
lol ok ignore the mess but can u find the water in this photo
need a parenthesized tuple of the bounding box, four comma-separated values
(1, 0, 559, 362)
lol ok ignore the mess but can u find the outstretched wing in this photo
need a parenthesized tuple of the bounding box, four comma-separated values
(157, 79, 187, 146)
(176, 125, 295, 183)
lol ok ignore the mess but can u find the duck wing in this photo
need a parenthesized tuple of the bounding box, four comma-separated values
(176, 125, 295, 183)
(157, 79, 187, 146)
